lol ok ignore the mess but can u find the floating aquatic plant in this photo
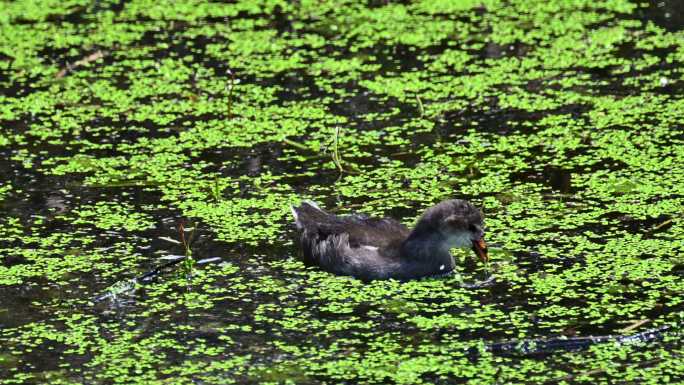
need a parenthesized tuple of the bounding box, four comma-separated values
(1, 0, 684, 384)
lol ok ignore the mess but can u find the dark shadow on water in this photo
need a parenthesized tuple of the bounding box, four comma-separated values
(510, 165, 574, 194)
(2, 3, 684, 383)
(637, 0, 684, 31)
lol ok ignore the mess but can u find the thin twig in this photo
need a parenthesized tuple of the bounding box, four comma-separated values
(56, 50, 107, 78)
(619, 318, 651, 334)
(283, 129, 362, 174)
(651, 218, 674, 232)
(415, 94, 424, 117)
(282, 137, 311, 151)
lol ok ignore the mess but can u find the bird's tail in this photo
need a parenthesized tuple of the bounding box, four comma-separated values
(290, 200, 327, 230)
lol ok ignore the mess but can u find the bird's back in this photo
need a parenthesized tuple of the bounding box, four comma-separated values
(291, 201, 410, 280)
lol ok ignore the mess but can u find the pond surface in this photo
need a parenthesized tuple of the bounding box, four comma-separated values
(1, 0, 684, 384)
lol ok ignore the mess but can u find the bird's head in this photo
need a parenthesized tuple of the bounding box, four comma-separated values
(428, 199, 489, 262)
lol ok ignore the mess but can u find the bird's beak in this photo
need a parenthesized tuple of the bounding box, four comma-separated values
(471, 238, 488, 263)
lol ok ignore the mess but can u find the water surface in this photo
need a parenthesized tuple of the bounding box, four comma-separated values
(1, 0, 684, 383)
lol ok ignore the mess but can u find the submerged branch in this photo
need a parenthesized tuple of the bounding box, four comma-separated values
(56, 50, 108, 78)
(483, 324, 675, 356)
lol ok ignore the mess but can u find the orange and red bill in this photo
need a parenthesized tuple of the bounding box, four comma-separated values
(471, 238, 488, 263)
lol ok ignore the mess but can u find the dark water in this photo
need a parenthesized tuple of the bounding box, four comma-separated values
(1, 0, 684, 384)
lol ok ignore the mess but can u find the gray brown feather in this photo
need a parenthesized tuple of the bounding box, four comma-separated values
(290, 199, 483, 281)
(291, 202, 408, 280)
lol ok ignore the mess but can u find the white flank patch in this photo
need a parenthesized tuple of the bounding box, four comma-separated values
(290, 205, 302, 229)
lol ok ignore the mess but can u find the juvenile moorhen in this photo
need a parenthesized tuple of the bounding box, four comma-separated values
(291, 199, 488, 281)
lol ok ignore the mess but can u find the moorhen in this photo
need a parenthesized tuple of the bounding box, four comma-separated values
(291, 199, 488, 281)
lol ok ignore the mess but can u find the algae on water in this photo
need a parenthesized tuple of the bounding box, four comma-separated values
(1, 0, 684, 383)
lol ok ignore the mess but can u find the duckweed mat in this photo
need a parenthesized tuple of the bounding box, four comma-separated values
(1, 0, 684, 384)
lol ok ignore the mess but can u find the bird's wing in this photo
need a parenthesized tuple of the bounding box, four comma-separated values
(339, 215, 410, 250)
(292, 202, 410, 252)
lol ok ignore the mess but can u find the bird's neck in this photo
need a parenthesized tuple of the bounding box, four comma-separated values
(400, 228, 453, 263)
